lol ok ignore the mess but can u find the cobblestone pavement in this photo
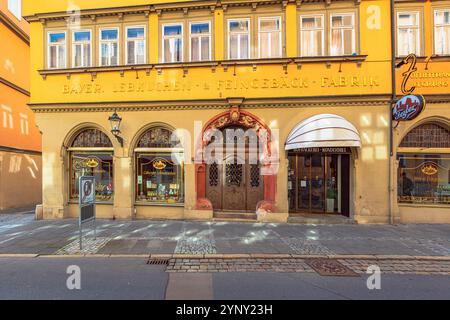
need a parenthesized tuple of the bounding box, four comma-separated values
(0, 213, 449, 257)
(165, 257, 450, 275)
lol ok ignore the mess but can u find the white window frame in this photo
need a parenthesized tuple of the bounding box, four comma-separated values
(47, 31, 67, 69)
(99, 27, 120, 67)
(72, 30, 92, 68)
(258, 16, 282, 58)
(299, 14, 325, 57)
(162, 23, 184, 63)
(228, 18, 251, 60)
(125, 25, 147, 65)
(396, 11, 421, 57)
(8, 0, 21, 20)
(330, 13, 356, 56)
(189, 21, 212, 62)
(434, 9, 450, 55)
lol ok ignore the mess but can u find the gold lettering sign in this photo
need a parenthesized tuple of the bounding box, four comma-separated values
(421, 163, 438, 176)
(153, 160, 167, 170)
(85, 158, 99, 168)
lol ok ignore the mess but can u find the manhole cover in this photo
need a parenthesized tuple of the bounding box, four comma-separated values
(305, 258, 359, 277)
(147, 259, 169, 266)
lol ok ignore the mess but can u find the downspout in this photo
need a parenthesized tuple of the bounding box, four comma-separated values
(389, 0, 396, 225)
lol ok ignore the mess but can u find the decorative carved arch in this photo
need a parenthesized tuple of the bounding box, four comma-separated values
(195, 108, 276, 212)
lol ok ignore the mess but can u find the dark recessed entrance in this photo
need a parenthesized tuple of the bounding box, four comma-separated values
(288, 148, 351, 217)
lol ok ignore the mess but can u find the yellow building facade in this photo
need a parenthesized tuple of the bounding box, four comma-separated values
(22, 0, 449, 223)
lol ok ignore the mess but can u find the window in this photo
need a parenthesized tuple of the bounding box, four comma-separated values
(228, 19, 250, 59)
(126, 26, 146, 65)
(398, 154, 450, 205)
(190, 22, 211, 62)
(163, 24, 183, 63)
(258, 17, 282, 58)
(135, 127, 184, 204)
(69, 129, 114, 203)
(434, 10, 450, 55)
(8, 0, 21, 20)
(99, 28, 119, 66)
(398, 123, 450, 205)
(330, 13, 355, 56)
(48, 32, 67, 69)
(397, 12, 420, 56)
(72, 30, 91, 68)
(300, 15, 324, 57)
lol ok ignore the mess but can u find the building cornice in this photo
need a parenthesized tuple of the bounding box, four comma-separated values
(24, 0, 360, 23)
(0, 76, 30, 96)
(38, 55, 368, 80)
(28, 94, 392, 113)
(0, 10, 29, 45)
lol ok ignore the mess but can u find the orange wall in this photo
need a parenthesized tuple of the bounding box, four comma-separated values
(0, 82, 41, 151)
(0, 0, 29, 33)
(1, 1, 41, 152)
(0, 20, 30, 90)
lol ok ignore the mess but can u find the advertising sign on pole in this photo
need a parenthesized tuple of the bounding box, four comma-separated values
(79, 176, 96, 250)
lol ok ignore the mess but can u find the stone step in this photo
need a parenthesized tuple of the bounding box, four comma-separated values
(288, 213, 356, 225)
(213, 212, 257, 221)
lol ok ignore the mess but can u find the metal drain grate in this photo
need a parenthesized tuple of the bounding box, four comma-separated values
(305, 258, 359, 277)
(147, 259, 169, 266)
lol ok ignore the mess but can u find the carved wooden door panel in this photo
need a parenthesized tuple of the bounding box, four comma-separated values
(246, 163, 264, 211)
(222, 156, 246, 211)
(206, 162, 222, 211)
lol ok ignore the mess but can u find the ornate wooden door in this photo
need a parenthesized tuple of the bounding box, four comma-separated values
(222, 156, 246, 211)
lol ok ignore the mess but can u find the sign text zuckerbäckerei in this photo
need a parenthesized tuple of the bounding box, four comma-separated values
(62, 76, 380, 95)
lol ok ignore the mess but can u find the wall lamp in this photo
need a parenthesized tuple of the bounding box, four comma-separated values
(108, 110, 124, 147)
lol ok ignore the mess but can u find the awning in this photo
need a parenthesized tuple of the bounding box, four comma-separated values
(285, 114, 362, 150)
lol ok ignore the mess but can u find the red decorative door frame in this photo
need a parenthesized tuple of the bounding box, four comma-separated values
(195, 107, 277, 212)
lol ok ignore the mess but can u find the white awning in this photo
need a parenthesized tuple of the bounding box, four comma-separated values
(285, 114, 362, 150)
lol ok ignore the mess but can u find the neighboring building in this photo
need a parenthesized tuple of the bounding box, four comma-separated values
(393, 0, 450, 223)
(0, 0, 42, 212)
(21, 0, 448, 224)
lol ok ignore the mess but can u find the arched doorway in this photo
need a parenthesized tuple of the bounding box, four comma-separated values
(196, 108, 276, 214)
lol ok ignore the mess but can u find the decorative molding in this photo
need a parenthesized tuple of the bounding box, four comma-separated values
(37, 55, 367, 79)
(28, 94, 393, 114)
(0, 10, 29, 45)
(24, 0, 358, 23)
(0, 76, 30, 96)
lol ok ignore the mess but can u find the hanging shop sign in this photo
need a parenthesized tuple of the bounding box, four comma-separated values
(392, 94, 426, 121)
(393, 53, 426, 121)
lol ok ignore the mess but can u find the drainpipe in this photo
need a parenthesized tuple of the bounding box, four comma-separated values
(389, 0, 396, 225)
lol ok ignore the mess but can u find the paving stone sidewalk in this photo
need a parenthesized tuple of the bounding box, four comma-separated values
(0, 213, 449, 257)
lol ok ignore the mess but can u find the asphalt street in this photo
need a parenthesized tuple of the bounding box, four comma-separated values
(0, 257, 449, 300)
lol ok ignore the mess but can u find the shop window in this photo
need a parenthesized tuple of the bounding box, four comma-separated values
(300, 15, 324, 57)
(434, 9, 450, 55)
(398, 154, 450, 205)
(72, 30, 91, 68)
(69, 129, 114, 202)
(99, 28, 119, 66)
(397, 11, 420, 56)
(48, 32, 67, 69)
(163, 24, 183, 63)
(330, 13, 355, 56)
(228, 19, 250, 59)
(126, 26, 146, 65)
(258, 17, 282, 58)
(190, 22, 211, 62)
(135, 127, 184, 204)
(398, 123, 450, 205)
